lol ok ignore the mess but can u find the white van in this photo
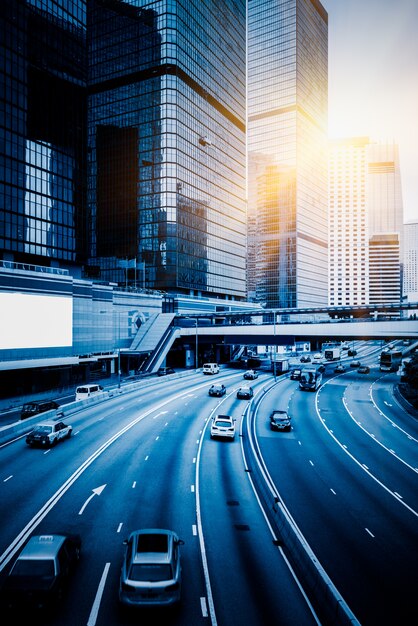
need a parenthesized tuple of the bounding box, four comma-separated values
(75, 384, 104, 402)
(203, 363, 219, 375)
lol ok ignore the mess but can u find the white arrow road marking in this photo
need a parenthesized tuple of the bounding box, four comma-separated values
(78, 484, 106, 515)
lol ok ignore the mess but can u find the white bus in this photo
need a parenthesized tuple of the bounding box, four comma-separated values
(75, 384, 104, 402)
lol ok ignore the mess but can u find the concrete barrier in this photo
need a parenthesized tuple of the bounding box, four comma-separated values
(0, 368, 201, 445)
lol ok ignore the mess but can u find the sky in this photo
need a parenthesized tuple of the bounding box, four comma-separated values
(322, 0, 418, 223)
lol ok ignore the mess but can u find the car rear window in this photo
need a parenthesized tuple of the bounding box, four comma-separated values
(12, 559, 55, 578)
(137, 534, 168, 553)
(130, 563, 172, 582)
(215, 419, 232, 427)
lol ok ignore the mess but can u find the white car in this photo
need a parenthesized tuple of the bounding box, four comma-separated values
(26, 421, 72, 447)
(313, 353, 322, 360)
(210, 415, 236, 440)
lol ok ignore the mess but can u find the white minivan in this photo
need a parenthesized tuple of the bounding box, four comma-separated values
(75, 384, 104, 402)
(203, 363, 219, 374)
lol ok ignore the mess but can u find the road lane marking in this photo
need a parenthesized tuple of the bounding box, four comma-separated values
(200, 597, 208, 617)
(314, 388, 418, 519)
(87, 562, 111, 626)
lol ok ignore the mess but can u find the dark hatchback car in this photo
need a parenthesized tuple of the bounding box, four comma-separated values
(300, 355, 311, 363)
(347, 349, 357, 357)
(157, 367, 175, 376)
(208, 384, 226, 397)
(21, 400, 59, 420)
(358, 365, 370, 374)
(0, 534, 81, 614)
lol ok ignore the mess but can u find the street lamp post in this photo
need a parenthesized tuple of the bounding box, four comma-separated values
(194, 319, 198, 369)
(270, 310, 277, 381)
(184, 317, 198, 369)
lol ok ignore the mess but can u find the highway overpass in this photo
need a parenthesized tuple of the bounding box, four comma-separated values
(177, 318, 418, 346)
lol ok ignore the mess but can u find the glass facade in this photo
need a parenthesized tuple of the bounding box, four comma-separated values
(0, 0, 88, 268)
(1, 0, 246, 300)
(87, 0, 247, 299)
(247, 0, 328, 308)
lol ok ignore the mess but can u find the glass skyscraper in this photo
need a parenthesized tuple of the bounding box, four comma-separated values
(1, 0, 88, 269)
(247, 0, 328, 308)
(87, 0, 247, 299)
(1, 0, 247, 300)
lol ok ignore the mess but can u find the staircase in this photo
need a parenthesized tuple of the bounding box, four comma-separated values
(129, 313, 176, 353)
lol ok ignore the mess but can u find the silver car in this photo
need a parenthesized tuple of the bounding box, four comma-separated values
(119, 529, 184, 608)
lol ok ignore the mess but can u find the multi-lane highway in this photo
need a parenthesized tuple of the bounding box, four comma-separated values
(0, 343, 417, 626)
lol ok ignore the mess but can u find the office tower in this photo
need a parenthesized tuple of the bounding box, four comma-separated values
(1, 0, 246, 302)
(0, 0, 88, 271)
(369, 233, 401, 303)
(247, 0, 328, 309)
(403, 220, 418, 300)
(328, 137, 369, 306)
(87, 0, 247, 299)
(328, 137, 404, 306)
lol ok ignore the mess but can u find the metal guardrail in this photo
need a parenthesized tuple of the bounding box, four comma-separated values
(241, 386, 361, 626)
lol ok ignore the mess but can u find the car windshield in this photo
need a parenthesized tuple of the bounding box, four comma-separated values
(129, 563, 172, 582)
(12, 559, 55, 578)
(33, 425, 53, 434)
(76, 387, 89, 394)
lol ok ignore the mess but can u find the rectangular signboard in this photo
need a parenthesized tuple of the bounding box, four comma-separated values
(0, 292, 73, 349)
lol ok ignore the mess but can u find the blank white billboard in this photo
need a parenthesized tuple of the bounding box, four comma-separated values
(0, 292, 73, 349)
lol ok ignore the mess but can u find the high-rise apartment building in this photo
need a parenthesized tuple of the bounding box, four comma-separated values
(1, 0, 247, 300)
(328, 138, 403, 306)
(403, 220, 418, 300)
(247, 0, 328, 309)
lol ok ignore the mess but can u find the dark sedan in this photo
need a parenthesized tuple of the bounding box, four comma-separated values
(269, 409, 291, 432)
(208, 384, 226, 397)
(243, 370, 258, 380)
(236, 386, 254, 399)
(0, 534, 81, 614)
